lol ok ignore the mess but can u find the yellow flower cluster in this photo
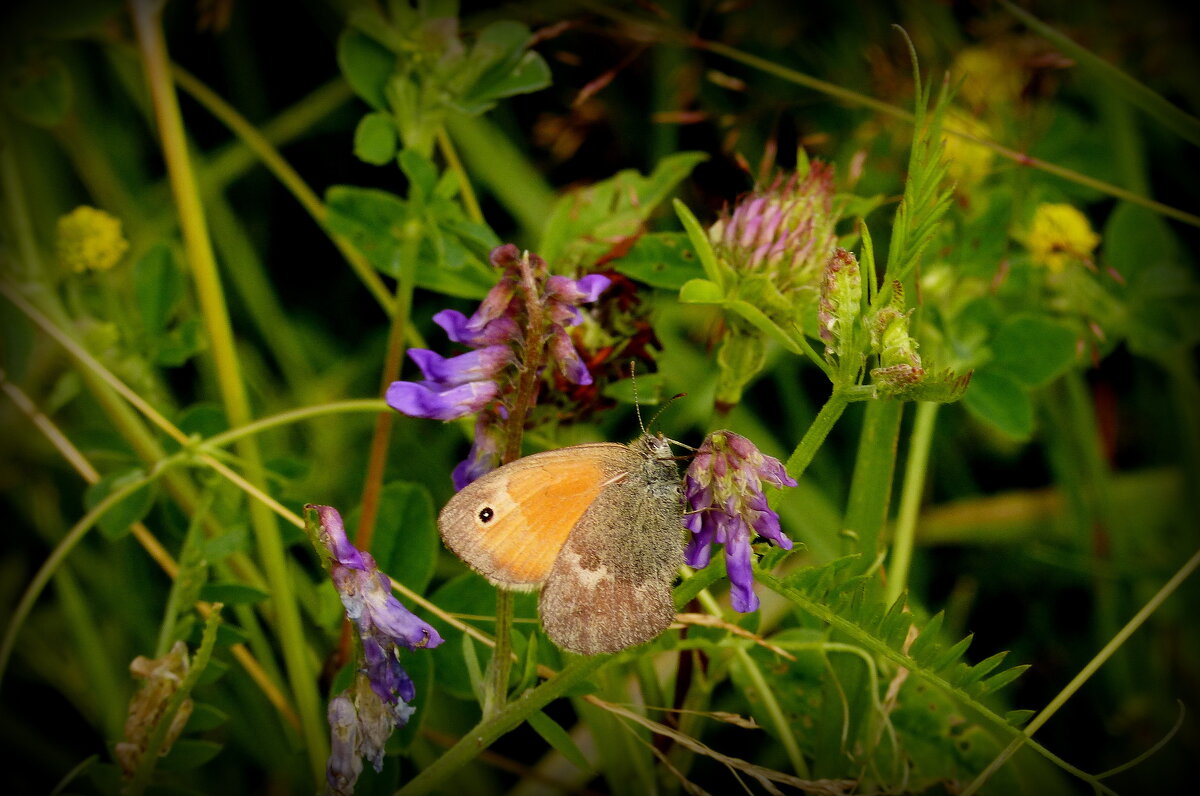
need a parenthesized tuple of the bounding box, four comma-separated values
(1027, 203, 1100, 272)
(942, 108, 995, 189)
(56, 205, 128, 273)
(952, 46, 1024, 112)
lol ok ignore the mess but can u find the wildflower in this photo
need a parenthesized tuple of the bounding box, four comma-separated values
(683, 431, 797, 613)
(942, 108, 995, 190)
(308, 505, 442, 793)
(56, 205, 128, 273)
(387, 243, 611, 486)
(1027, 203, 1100, 273)
(952, 45, 1024, 113)
(452, 413, 503, 491)
(114, 641, 193, 778)
(709, 161, 838, 297)
(702, 162, 840, 407)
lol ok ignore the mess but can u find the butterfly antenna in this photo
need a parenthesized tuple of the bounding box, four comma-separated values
(631, 361, 647, 434)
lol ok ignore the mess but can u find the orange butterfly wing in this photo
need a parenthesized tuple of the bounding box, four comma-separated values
(436, 445, 623, 588)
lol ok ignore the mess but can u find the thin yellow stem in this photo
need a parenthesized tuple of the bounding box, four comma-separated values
(129, 0, 327, 777)
(0, 280, 188, 445)
(436, 126, 484, 224)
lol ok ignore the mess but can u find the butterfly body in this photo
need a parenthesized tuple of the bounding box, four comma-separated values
(437, 434, 684, 654)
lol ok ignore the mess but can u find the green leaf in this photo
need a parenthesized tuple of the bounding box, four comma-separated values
(981, 664, 1030, 694)
(392, 650, 433, 751)
(962, 369, 1034, 439)
(337, 29, 394, 110)
(156, 739, 222, 772)
(325, 185, 411, 276)
(538, 152, 707, 272)
(185, 703, 229, 732)
(134, 244, 182, 337)
(358, 481, 438, 594)
(672, 198, 724, 287)
(988, 314, 1078, 387)
(1104, 201, 1179, 283)
(84, 469, 156, 540)
(454, 22, 550, 114)
(1005, 708, 1035, 727)
(612, 232, 703, 290)
(527, 711, 592, 772)
(725, 299, 804, 354)
(154, 318, 204, 367)
(197, 583, 269, 606)
(397, 148, 439, 201)
(677, 278, 724, 304)
(353, 112, 398, 165)
(1, 51, 72, 127)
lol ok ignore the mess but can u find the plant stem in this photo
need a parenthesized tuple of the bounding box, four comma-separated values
(397, 654, 610, 796)
(485, 252, 547, 718)
(886, 401, 938, 604)
(784, 389, 850, 481)
(0, 465, 171, 689)
(844, 399, 904, 568)
(436, 126, 483, 224)
(960, 545, 1200, 796)
(128, 0, 327, 778)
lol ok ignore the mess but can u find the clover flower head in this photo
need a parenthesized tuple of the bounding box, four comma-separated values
(387, 243, 611, 487)
(709, 162, 837, 293)
(309, 505, 442, 793)
(56, 205, 128, 273)
(1027, 203, 1100, 273)
(682, 431, 797, 613)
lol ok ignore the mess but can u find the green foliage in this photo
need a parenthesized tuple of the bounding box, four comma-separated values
(2, 1, 1196, 794)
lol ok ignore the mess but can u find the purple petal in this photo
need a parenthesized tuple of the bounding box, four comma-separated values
(683, 521, 713, 568)
(489, 242, 522, 269)
(315, 506, 369, 571)
(470, 279, 517, 328)
(386, 379, 497, 421)
(452, 416, 501, 490)
(549, 327, 592, 385)
(326, 693, 363, 796)
(546, 274, 611, 305)
(364, 587, 444, 651)
(724, 532, 759, 613)
(407, 346, 512, 387)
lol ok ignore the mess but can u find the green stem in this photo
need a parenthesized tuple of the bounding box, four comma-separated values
(731, 647, 810, 776)
(436, 126, 484, 225)
(0, 463, 172, 689)
(483, 590, 515, 719)
(843, 399, 904, 568)
(203, 400, 387, 449)
(885, 401, 938, 604)
(163, 56, 396, 316)
(354, 227, 420, 553)
(397, 654, 610, 796)
(785, 389, 850, 481)
(960, 545, 1200, 796)
(128, 2, 327, 779)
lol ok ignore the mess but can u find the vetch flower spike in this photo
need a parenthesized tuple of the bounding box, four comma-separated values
(114, 641, 193, 779)
(307, 505, 442, 795)
(388, 242, 611, 487)
(683, 431, 797, 612)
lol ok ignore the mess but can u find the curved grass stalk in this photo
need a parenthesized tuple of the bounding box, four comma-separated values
(163, 59, 397, 316)
(129, 3, 327, 777)
(1000, 0, 1200, 147)
(885, 402, 939, 605)
(582, 2, 1200, 228)
(0, 281, 188, 446)
(960, 546, 1200, 795)
(0, 463, 175, 689)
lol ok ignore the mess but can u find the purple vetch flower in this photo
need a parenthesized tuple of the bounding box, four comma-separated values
(308, 505, 442, 794)
(388, 242, 612, 488)
(682, 431, 797, 613)
(452, 414, 502, 490)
